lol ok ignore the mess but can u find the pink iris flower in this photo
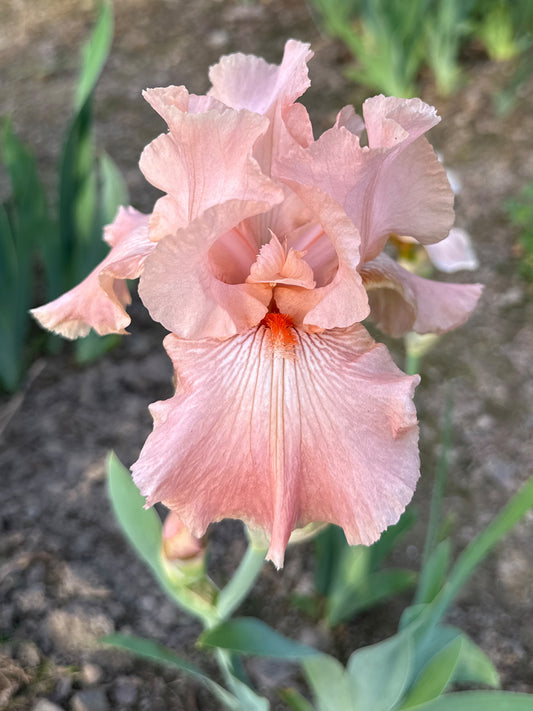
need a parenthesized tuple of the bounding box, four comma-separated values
(31, 41, 481, 567)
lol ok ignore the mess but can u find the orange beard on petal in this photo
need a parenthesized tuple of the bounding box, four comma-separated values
(261, 312, 298, 358)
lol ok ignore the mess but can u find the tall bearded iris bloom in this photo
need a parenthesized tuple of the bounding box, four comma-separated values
(31, 41, 481, 567)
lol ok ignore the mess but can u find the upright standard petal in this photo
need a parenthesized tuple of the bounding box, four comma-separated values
(131, 322, 420, 568)
(361, 254, 483, 337)
(209, 40, 314, 175)
(277, 110, 454, 263)
(31, 207, 152, 338)
(139, 107, 277, 230)
(208, 39, 313, 115)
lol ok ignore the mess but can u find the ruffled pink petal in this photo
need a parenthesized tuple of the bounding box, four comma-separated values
(247, 233, 315, 289)
(277, 118, 454, 263)
(425, 227, 479, 273)
(132, 323, 420, 568)
(362, 95, 441, 149)
(334, 105, 365, 137)
(208, 39, 313, 115)
(31, 207, 152, 338)
(139, 201, 280, 339)
(208, 40, 314, 175)
(143, 85, 225, 128)
(139, 106, 276, 228)
(361, 254, 483, 337)
(274, 185, 369, 331)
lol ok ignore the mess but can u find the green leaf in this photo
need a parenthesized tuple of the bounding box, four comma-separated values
(216, 545, 266, 620)
(326, 545, 370, 624)
(453, 631, 499, 688)
(432, 475, 533, 624)
(199, 618, 319, 660)
(106, 453, 218, 624)
(411, 691, 533, 711)
(98, 151, 129, 225)
(106, 451, 162, 574)
(75, 330, 121, 364)
(313, 524, 347, 596)
(328, 569, 416, 624)
(0, 203, 24, 391)
(399, 636, 462, 709)
(415, 539, 451, 605)
(103, 632, 241, 710)
(370, 508, 417, 568)
(419, 396, 453, 575)
(74, 1, 114, 111)
(347, 630, 414, 711)
(279, 688, 315, 711)
(303, 654, 353, 711)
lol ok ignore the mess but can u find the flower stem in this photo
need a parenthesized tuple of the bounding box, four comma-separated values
(216, 542, 267, 620)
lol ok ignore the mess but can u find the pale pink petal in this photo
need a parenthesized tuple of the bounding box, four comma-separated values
(139, 107, 279, 228)
(362, 95, 441, 149)
(209, 40, 314, 175)
(334, 105, 365, 137)
(365, 137, 455, 259)
(247, 233, 315, 289)
(361, 254, 483, 337)
(139, 201, 277, 339)
(277, 120, 454, 263)
(425, 227, 479, 273)
(143, 85, 225, 128)
(132, 323, 420, 568)
(208, 39, 313, 114)
(31, 208, 152, 338)
(273, 185, 369, 331)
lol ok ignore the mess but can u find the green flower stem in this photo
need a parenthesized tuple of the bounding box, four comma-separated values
(216, 543, 267, 621)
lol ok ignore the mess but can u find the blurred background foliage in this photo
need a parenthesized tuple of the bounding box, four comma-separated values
(307, 0, 533, 98)
(0, 1, 126, 393)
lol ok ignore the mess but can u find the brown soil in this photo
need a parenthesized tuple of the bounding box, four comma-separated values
(1, 1, 533, 709)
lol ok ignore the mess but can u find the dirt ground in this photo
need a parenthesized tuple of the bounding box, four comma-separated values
(1, 1, 533, 709)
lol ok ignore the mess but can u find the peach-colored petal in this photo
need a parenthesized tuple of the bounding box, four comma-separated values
(143, 85, 225, 128)
(132, 323, 420, 568)
(209, 40, 314, 175)
(361, 254, 483, 337)
(334, 105, 365, 136)
(208, 39, 313, 115)
(139, 201, 279, 339)
(425, 227, 479, 273)
(362, 95, 441, 149)
(247, 233, 315, 289)
(274, 185, 369, 331)
(139, 107, 277, 229)
(277, 119, 454, 263)
(31, 207, 152, 339)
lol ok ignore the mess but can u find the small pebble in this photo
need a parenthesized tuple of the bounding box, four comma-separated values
(15, 640, 41, 668)
(70, 688, 109, 711)
(113, 676, 138, 705)
(81, 662, 103, 686)
(33, 700, 63, 711)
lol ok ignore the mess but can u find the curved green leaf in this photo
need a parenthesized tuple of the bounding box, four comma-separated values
(303, 654, 352, 711)
(411, 691, 533, 711)
(400, 637, 462, 709)
(107, 451, 162, 573)
(348, 630, 414, 711)
(103, 633, 241, 710)
(199, 618, 319, 660)
(74, 1, 114, 111)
